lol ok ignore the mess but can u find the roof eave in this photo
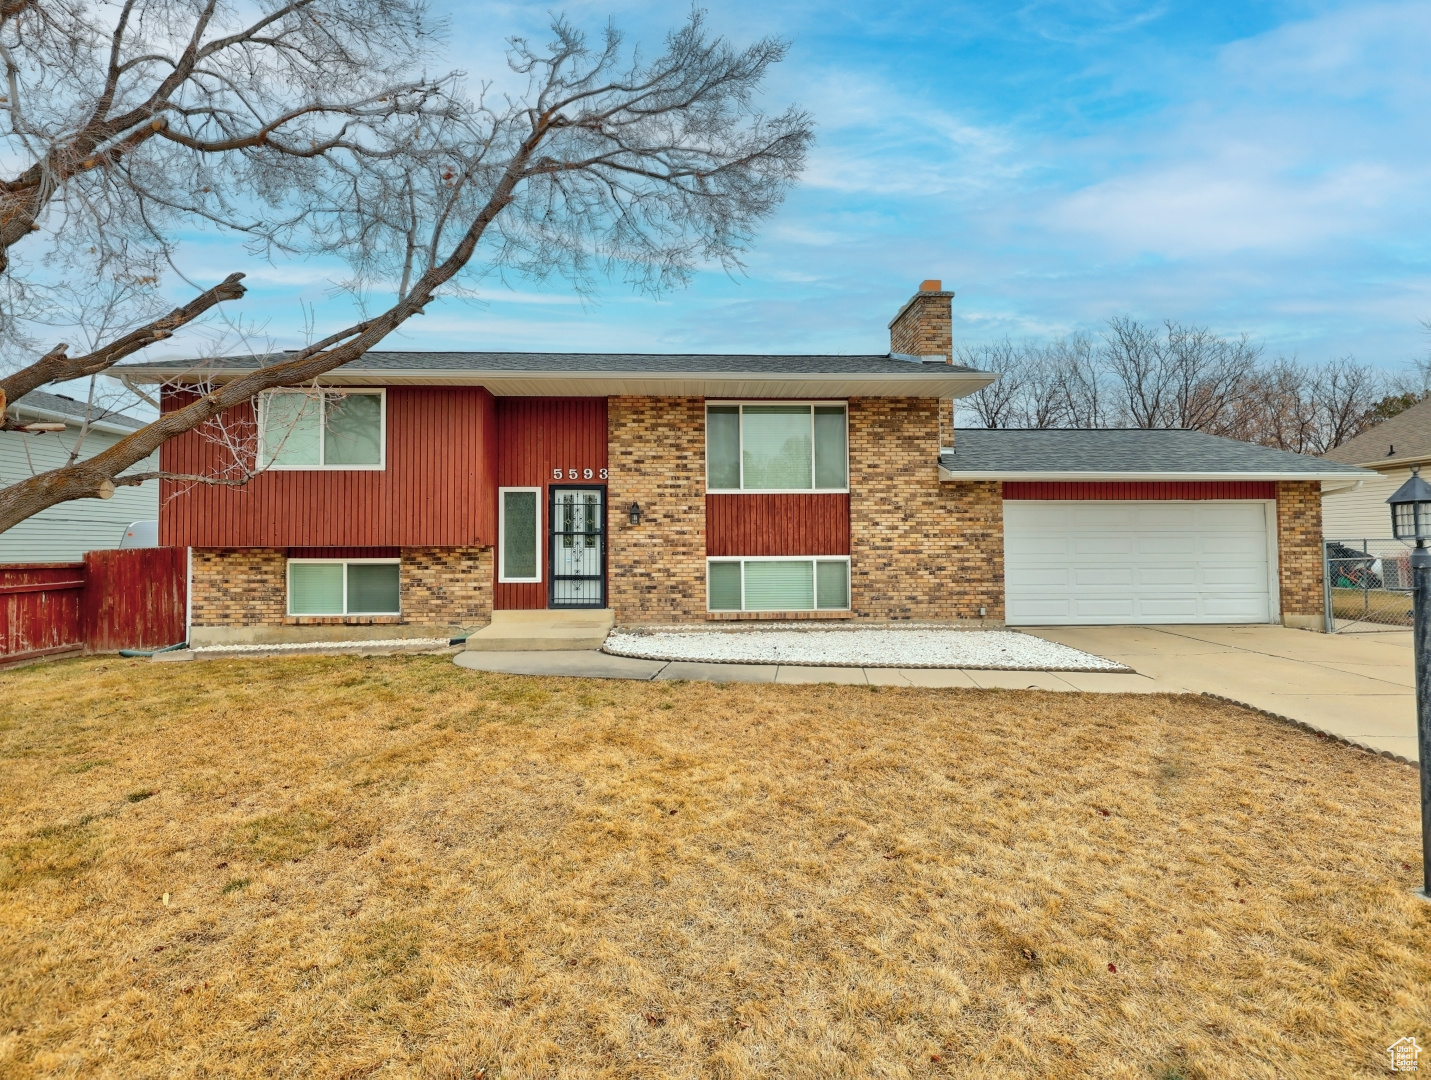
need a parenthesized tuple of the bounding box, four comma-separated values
(8, 402, 139, 436)
(110, 367, 999, 399)
(938, 467, 1374, 483)
(1325, 451, 1431, 471)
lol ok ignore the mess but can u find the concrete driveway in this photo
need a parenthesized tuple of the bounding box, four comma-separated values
(1022, 625, 1416, 762)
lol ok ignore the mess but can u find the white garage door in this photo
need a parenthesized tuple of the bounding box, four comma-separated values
(1004, 501, 1275, 626)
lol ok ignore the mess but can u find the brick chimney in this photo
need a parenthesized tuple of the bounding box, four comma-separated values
(888, 279, 954, 363)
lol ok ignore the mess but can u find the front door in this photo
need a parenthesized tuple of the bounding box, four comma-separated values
(550, 486, 606, 608)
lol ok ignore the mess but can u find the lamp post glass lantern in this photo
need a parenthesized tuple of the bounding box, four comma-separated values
(1388, 465, 1431, 901)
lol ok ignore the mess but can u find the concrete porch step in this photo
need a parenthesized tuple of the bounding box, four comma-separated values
(465, 608, 615, 652)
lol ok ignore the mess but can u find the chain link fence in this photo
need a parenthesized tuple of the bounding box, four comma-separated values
(1323, 539, 1414, 632)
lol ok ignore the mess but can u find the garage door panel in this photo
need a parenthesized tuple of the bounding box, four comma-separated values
(1004, 500, 1273, 626)
(1069, 597, 1138, 618)
(1011, 566, 1072, 587)
(1136, 535, 1198, 556)
(1073, 568, 1135, 587)
(1134, 566, 1199, 586)
(1134, 597, 1201, 617)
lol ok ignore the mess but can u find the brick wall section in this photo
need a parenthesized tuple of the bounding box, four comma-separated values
(607, 396, 707, 623)
(191, 548, 286, 627)
(938, 400, 955, 448)
(888, 290, 954, 361)
(848, 398, 1004, 621)
(401, 547, 492, 627)
(190, 546, 492, 630)
(1276, 481, 1324, 623)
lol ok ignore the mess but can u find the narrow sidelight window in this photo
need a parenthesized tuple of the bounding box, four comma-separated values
(499, 488, 541, 582)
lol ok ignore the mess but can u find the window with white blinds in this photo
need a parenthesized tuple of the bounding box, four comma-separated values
(706, 403, 847, 492)
(706, 557, 850, 612)
(287, 560, 400, 615)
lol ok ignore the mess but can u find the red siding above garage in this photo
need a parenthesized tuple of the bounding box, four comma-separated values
(1003, 481, 1277, 500)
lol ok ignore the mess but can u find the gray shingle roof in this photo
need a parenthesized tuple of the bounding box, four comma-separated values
(939, 428, 1371, 478)
(1320, 395, 1431, 466)
(10, 390, 145, 429)
(119, 351, 981, 376)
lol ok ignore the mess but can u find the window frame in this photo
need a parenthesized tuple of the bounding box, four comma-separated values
(258, 387, 387, 472)
(705, 555, 851, 613)
(498, 486, 543, 584)
(704, 400, 849, 495)
(286, 558, 401, 617)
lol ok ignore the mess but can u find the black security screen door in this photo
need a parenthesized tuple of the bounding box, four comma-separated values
(549, 486, 606, 608)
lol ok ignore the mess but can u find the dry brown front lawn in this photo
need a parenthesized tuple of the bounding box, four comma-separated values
(0, 654, 1427, 1078)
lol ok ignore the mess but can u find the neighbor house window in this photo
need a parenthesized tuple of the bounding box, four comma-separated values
(706, 557, 850, 612)
(499, 487, 541, 583)
(706, 403, 848, 492)
(287, 560, 400, 616)
(260, 389, 385, 469)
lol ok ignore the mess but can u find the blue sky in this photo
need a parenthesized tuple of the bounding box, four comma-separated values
(166, 0, 1431, 372)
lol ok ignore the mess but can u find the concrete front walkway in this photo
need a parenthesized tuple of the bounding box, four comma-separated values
(1023, 625, 1416, 762)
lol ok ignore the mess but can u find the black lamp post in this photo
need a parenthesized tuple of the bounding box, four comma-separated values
(1388, 465, 1431, 901)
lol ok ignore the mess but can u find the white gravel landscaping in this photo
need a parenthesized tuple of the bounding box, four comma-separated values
(192, 638, 455, 654)
(602, 628, 1129, 671)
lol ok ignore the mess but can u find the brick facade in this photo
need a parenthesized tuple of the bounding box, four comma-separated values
(849, 398, 1004, 622)
(606, 396, 708, 623)
(189, 546, 492, 645)
(400, 547, 493, 628)
(1275, 481, 1324, 629)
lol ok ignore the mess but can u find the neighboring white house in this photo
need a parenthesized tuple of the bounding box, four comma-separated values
(0, 391, 158, 563)
(1320, 396, 1431, 540)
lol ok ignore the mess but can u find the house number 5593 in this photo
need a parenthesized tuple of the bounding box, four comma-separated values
(552, 468, 608, 480)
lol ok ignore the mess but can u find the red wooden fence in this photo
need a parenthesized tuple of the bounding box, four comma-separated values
(0, 563, 86, 661)
(0, 547, 187, 662)
(81, 547, 187, 652)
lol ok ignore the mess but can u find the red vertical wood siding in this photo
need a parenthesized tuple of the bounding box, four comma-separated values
(705, 494, 850, 556)
(0, 563, 85, 658)
(493, 398, 609, 610)
(158, 386, 497, 548)
(1002, 481, 1277, 500)
(81, 547, 187, 651)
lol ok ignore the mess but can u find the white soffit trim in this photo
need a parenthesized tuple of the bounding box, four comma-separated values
(940, 467, 1373, 483)
(111, 368, 998, 399)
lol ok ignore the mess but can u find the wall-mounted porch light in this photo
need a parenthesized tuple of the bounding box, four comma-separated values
(628, 501, 642, 526)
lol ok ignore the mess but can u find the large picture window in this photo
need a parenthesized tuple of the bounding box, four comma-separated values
(260, 389, 385, 470)
(499, 487, 541, 583)
(706, 557, 850, 612)
(287, 560, 400, 616)
(706, 403, 848, 492)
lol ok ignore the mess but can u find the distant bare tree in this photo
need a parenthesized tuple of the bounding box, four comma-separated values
(957, 339, 1022, 428)
(0, 10, 813, 531)
(1100, 317, 1258, 433)
(956, 318, 1388, 454)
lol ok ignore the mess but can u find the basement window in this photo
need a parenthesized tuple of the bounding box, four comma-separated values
(707, 557, 850, 612)
(287, 560, 400, 616)
(260, 389, 385, 470)
(706, 402, 848, 493)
